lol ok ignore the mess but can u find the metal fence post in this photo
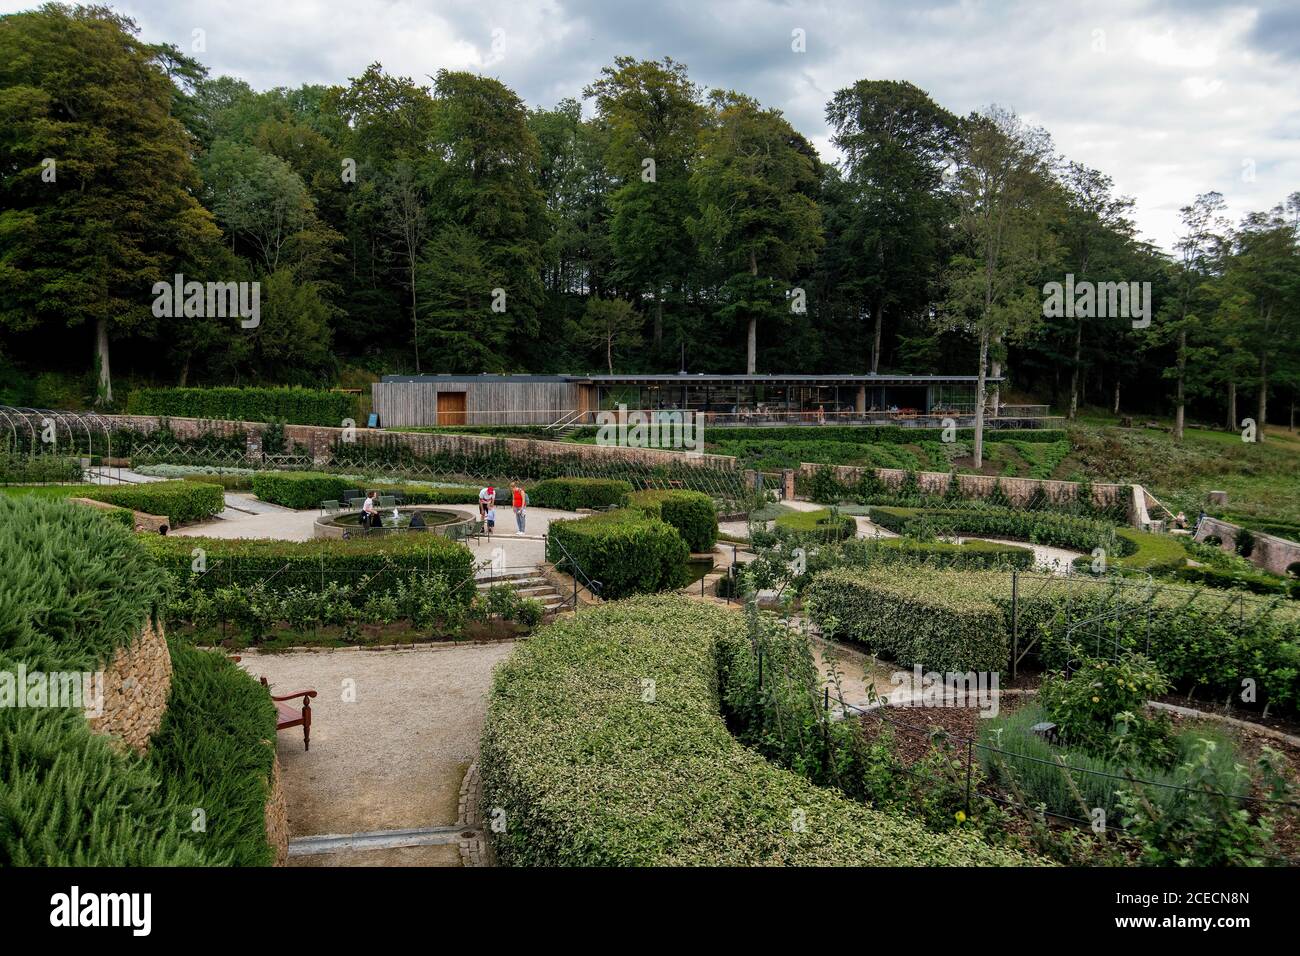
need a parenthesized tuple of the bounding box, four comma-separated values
(965, 738, 974, 817)
(1011, 569, 1019, 682)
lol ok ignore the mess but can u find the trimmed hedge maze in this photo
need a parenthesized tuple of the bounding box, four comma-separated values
(479, 596, 1037, 866)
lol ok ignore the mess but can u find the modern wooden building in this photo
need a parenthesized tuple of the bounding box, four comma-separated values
(372, 372, 1032, 428)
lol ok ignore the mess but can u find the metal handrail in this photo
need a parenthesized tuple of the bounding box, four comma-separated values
(542, 530, 603, 609)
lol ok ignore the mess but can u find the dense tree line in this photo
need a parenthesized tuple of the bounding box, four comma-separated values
(1, 4, 1297, 438)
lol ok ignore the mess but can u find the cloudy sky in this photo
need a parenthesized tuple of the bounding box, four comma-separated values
(7, 0, 1298, 249)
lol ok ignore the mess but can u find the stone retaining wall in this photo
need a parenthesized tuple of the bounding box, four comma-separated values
(1194, 516, 1300, 577)
(86, 618, 172, 755)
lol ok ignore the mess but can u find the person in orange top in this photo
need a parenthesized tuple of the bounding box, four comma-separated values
(511, 482, 526, 535)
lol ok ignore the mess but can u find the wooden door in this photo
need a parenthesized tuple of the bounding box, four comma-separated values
(437, 391, 467, 425)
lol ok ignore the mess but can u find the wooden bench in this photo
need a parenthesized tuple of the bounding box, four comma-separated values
(260, 677, 318, 751)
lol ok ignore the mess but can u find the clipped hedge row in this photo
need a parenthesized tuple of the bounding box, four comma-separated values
(85, 480, 225, 526)
(806, 567, 1009, 673)
(869, 505, 1123, 555)
(546, 510, 688, 598)
(528, 477, 632, 511)
(808, 564, 1300, 712)
(866, 537, 1035, 570)
(142, 533, 477, 602)
(479, 595, 1035, 866)
(127, 385, 354, 426)
(703, 425, 1067, 446)
(0, 452, 82, 484)
(774, 507, 858, 542)
(252, 471, 351, 509)
(629, 489, 718, 552)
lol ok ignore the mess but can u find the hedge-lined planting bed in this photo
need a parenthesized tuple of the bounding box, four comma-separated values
(868, 505, 1118, 555)
(628, 489, 718, 552)
(866, 537, 1035, 570)
(774, 507, 858, 542)
(806, 567, 1009, 672)
(1, 480, 225, 525)
(0, 497, 274, 866)
(480, 596, 1035, 866)
(1172, 565, 1296, 598)
(546, 510, 688, 598)
(807, 565, 1300, 712)
(127, 385, 354, 426)
(0, 452, 82, 484)
(528, 477, 632, 510)
(143, 533, 477, 601)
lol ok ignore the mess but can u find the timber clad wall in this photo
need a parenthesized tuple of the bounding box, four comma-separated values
(372, 381, 589, 427)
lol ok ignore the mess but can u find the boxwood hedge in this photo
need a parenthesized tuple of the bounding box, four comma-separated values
(143, 533, 477, 602)
(3, 480, 226, 526)
(252, 471, 352, 509)
(528, 477, 632, 511)
(546, 510, 688, 598)
(479, 595, 1036, 866)
(629, 489, 718, 552)
(806, 567, 1010, 673)
(774, 507, 858, 542)
(807, 565, 1300, 712)
(126, 385, 354, 426)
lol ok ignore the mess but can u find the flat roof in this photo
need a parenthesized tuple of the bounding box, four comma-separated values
(382, 373, 997, 385)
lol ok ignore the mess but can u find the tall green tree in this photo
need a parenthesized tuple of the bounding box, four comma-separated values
(0, 3, 220, 403)
(826, 79, 958, 373)
(586, 57, 705, 352)
(690, 92, 822, 373)
(942, 106, 1059, 467)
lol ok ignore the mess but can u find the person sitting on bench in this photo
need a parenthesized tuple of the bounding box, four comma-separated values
(408, 510, 426, 531)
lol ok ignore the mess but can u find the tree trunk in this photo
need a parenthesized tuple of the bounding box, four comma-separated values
(1112, 380, 1120, 415)
(1257, 355, 1268, 444)
(1173, 329, 1186, 441)
(989, 334, 1002, 417)
(94, 317, 112, 406)
(410, 262, 421, 374)
(973, 329, 989, 469)
(178, 353, 191, 388)
(1068, 319, 1082, 420)
(871, 298, 883, 374)
(606, 334, 613, 375)
(654, 295, 663, 348)
(1226, 382, 1236, 431)
(746, 251, 759, 374)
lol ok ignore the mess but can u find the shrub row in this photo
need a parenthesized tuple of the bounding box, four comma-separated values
(142, 533, 477, 602)
(0, 452, 83, 484)
(546, 510, 688, 599)
(806, 567, 1010, 673)
(703, 426, 1067, 446)
(479, 595, 1035, 865)
(528, 477, 632, 510)
(773, 507, 858, 542)
(869, 505, 1124, 556)
(127, 385, 354, 426)
(628, 489, 718, 552)
(1172, 565, 1297, 598)
(84, 480, 226, 525)
(807, 565, 1300, 712)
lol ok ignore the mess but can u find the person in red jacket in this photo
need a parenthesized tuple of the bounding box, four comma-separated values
(511, 482, 526, 535)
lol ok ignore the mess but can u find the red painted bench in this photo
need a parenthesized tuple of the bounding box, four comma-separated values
(260, 677, 318, 751)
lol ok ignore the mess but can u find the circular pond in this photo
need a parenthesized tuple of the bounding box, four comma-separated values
(313, 506, 478, 540)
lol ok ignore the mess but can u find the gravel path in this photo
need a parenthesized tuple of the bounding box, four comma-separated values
(238, 643, 514, 867)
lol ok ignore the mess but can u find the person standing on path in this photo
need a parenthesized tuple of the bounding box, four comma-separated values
(511, 482, 526, 535)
